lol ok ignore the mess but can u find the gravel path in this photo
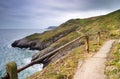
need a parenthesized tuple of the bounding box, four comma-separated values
(74, 40, 115, 79)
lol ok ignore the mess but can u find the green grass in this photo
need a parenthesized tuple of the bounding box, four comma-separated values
(105, 41, 120, 79)
(26, 25, 78, 41)
(50, 32, 80, 48)
(109, 29, 120, 39)
(81, 9, 120, 34)
(26, 17, 98, 42)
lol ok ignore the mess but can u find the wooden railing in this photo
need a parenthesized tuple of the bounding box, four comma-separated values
(2, 31, 108, 79)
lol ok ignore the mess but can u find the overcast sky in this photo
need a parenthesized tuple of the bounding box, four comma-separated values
(0, 0, 120, 29)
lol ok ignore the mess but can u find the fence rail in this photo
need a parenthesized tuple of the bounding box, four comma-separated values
(2, 31, 108, 79)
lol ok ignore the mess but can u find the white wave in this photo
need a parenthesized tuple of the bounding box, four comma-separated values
(23, 58, 43, 72)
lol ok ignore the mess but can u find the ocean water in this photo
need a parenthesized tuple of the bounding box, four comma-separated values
(0, 29, 45, 79)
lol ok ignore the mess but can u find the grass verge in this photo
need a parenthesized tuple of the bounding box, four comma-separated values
(105, 41, 120, 79)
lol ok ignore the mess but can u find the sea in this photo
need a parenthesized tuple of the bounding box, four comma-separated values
(0, 29, 46, 79)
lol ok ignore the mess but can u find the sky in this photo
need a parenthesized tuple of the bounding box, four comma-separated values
(0, 0, 120, 29)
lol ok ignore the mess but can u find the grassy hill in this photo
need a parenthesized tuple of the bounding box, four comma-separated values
(25, 9, 120, 79)
(82, 10, 120, 35)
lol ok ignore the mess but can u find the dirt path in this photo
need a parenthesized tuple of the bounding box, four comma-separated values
(74, 40, 115, 79)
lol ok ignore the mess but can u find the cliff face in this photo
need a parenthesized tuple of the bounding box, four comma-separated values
(31, 36, 84, 67)
(12, 29, 76, 50)
(12, 38, 44, 50)
(12, 9, 120, 68)
(12, 22, 79, 50)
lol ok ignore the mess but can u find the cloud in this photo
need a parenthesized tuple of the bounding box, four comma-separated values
(0, 0, 120, 29)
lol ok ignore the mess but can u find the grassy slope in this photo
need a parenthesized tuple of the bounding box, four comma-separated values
(26, 18, 95, 41)
(27, 9, 120, 79)
(31, 18, 98, 58)
(81, 10, 120, 37)
(41, 18, 97, 50)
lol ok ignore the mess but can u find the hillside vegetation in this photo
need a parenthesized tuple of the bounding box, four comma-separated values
(82, 10, 120, 35)
(25, 9, 120, 79)
(105, 41, 120, 79)
(12, 17, 97, 50)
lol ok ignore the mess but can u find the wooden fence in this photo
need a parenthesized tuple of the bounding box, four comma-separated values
(2, 31, 107, 79)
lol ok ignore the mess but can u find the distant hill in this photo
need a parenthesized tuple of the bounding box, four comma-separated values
(47, 26, 57, 30)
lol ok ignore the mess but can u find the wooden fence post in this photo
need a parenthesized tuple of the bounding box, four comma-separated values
(98, 32, 101, 45)
(85, 35, 89, 53)
(5, 61, 18, 79)
(105, 31, 108, 39)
